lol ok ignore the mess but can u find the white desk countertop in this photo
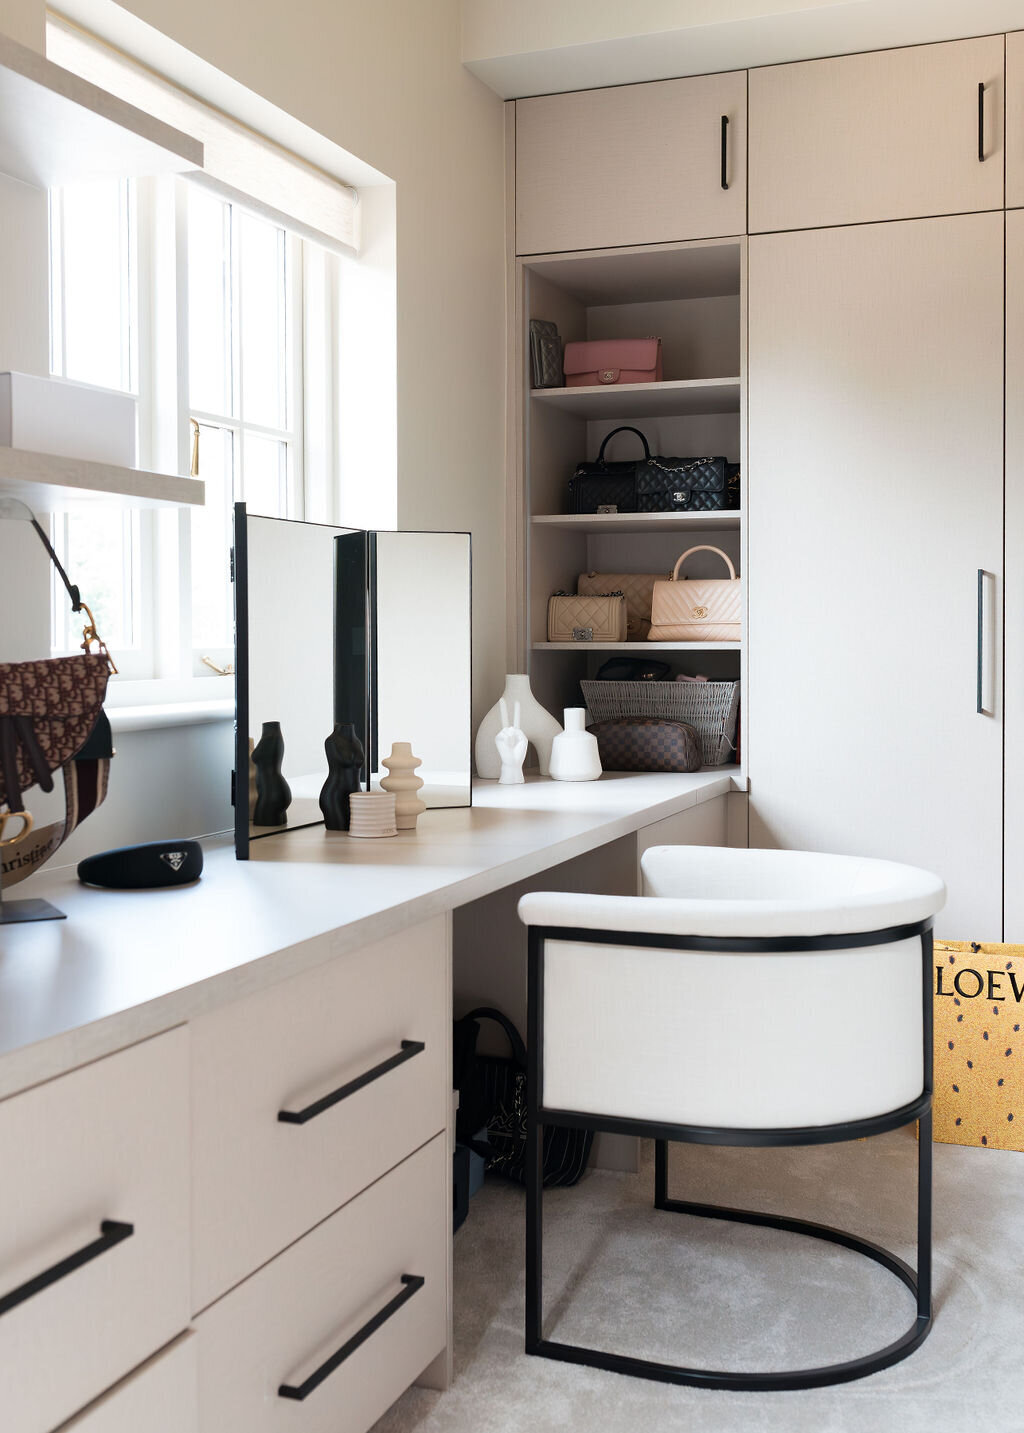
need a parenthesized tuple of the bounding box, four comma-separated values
(0, 771, 734, 1098)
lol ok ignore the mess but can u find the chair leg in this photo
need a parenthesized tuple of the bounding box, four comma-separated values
(917, 1109, 932, 1321)
(528, 1118, 934, 1391)
(525, 1112, 544, 1353)
(654, 1138, 670, 1209)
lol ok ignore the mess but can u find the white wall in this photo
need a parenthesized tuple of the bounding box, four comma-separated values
(0, 0, 506, 871)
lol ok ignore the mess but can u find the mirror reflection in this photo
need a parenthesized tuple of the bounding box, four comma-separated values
(234, 509, 471, 856)
(370, 531, 472, 808)
(239, 513, 356, 847)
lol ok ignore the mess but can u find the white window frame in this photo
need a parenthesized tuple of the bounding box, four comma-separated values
(48, 174, 317, 699)
(182, 181, 305, 675)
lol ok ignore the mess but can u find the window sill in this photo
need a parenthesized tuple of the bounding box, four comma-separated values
(108, 699, 233, 733)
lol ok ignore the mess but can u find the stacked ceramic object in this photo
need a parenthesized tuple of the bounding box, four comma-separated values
(347, 791, 398, 838)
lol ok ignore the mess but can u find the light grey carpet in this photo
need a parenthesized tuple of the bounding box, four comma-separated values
(373, 1130, 1023, 1433)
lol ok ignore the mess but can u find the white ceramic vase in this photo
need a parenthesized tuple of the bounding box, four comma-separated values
(380, 742, 427, 830)
(475, 674, 562, 779)
(549, 708, 602, 782)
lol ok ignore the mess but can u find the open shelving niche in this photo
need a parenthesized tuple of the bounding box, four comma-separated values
(519, 235, 746, 771)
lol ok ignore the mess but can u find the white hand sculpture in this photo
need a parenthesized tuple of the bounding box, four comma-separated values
(495, 698, 528, 785)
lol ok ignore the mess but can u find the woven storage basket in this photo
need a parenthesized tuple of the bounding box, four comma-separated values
(580, 680, 739, 767)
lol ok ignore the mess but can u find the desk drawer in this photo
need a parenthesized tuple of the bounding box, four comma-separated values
(0, 1029, 190, 1433)
(192, 915, 449, 1309)
(59, 1335, 197, 1433)
(196, 1133, 447, 1433)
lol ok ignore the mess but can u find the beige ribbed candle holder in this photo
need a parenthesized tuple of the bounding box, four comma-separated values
(347, 791, 398, 838)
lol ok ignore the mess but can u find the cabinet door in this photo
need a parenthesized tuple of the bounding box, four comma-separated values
(747, 213, 1003, 941)
(1005, 210, 1024, 938)
(749, 37, 1004, 233)
(515, 72, 746, 255)
(1007, 32, 1024, 208)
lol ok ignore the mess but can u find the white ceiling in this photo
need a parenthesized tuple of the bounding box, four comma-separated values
(462, 0, 1024, 98)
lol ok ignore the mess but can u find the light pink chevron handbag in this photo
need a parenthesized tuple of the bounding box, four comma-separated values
(648, 546, 741, 642)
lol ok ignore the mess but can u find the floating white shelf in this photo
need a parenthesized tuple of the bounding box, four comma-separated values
(532, 510, 740, 535)
(0, 447, 204, 510)
(530, 377, 740, 419)
(533, 641, 741, 652)
(0, 32, 202, 188)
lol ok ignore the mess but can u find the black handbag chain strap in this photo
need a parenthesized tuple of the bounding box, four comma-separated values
(592, 428, 720, 478)
(463, 1006, 528, 1069)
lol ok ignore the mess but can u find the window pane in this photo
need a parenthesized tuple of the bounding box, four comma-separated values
(243, 433, 288, 517)
(191, 424, 235, 649)
(56, 180, 134, 393)
(52, 510, 137, 653)
(188, 188, 234, 417)
(239, 211, 288, 430)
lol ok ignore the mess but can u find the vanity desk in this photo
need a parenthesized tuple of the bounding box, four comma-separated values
(0, 770, 737, 1433)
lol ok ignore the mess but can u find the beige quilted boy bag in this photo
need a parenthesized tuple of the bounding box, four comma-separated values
(648, 546, 741, 642)
(548, 592, 627, 643)
(577, 571, 669, 639)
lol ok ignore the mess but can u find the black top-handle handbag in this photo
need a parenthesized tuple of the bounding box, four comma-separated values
(453, 1006, 593, 1188)
(567, 426, 729, 514)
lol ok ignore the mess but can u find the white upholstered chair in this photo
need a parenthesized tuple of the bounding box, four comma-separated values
(516, 844, 945, 1391)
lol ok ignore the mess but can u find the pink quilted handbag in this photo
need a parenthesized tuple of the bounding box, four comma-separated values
(563, 338, 662, 387)
(648, 546, 741, 643)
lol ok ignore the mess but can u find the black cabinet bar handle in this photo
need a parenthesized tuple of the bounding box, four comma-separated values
(721, 114, 730, 189)
(278, 1040, 425, 1125)
(978, 82, 986, 162)
(977, 568, 986, 713)
(0, 1220, 133, 1319)
(278, 1274, 425, 1401)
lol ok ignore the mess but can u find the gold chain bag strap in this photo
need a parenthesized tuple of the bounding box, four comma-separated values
(0, 502, 116, 886)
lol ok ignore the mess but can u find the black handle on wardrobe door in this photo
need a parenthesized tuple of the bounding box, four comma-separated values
(0, 1220, 134, 1318)
(978, 82, 986, 162)
(278, 1274, 425, 1401)
(721, 114, 730, 189)
(977, 568, 987, 714)
(277, 1040, 425, 1125)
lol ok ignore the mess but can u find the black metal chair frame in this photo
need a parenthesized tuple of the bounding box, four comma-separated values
(525, 920, 934, 1392)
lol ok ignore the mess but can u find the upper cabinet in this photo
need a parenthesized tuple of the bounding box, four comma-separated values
(749, 37, 1004, 233)
(514, 71, 746, 256)
(1007, 31, 1024, 208)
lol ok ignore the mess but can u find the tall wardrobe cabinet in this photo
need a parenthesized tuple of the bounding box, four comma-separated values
(746, 214, 1004, 940)
(510, 31, 1022, 945)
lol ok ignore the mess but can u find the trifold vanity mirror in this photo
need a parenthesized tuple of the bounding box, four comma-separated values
(232, 504, 471, 858)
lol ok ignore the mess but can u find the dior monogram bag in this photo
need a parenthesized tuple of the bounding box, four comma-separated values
(0, 502, 115, 886)
(648, 546, 742, 643)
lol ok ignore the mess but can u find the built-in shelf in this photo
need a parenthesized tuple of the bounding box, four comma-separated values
(533, 641, 741, 652)
(0, 446, 204, 510)
(532, 510, 740, 535)
(0, 32, 202, 189)
(530, 377, 740, 419)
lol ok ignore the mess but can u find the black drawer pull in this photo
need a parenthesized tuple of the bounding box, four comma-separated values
(0, 1220, 134, 1319)
(278, 1040, 425, 1126)
(278, 1273, 425, 1401)
(720, 114, 730, 190)
(978, 81, 986, 162)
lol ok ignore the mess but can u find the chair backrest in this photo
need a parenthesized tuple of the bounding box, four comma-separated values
(532, 924, 925, 1130)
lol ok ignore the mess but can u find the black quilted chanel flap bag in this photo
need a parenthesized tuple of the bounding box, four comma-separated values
(568, 426, 729, 514)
